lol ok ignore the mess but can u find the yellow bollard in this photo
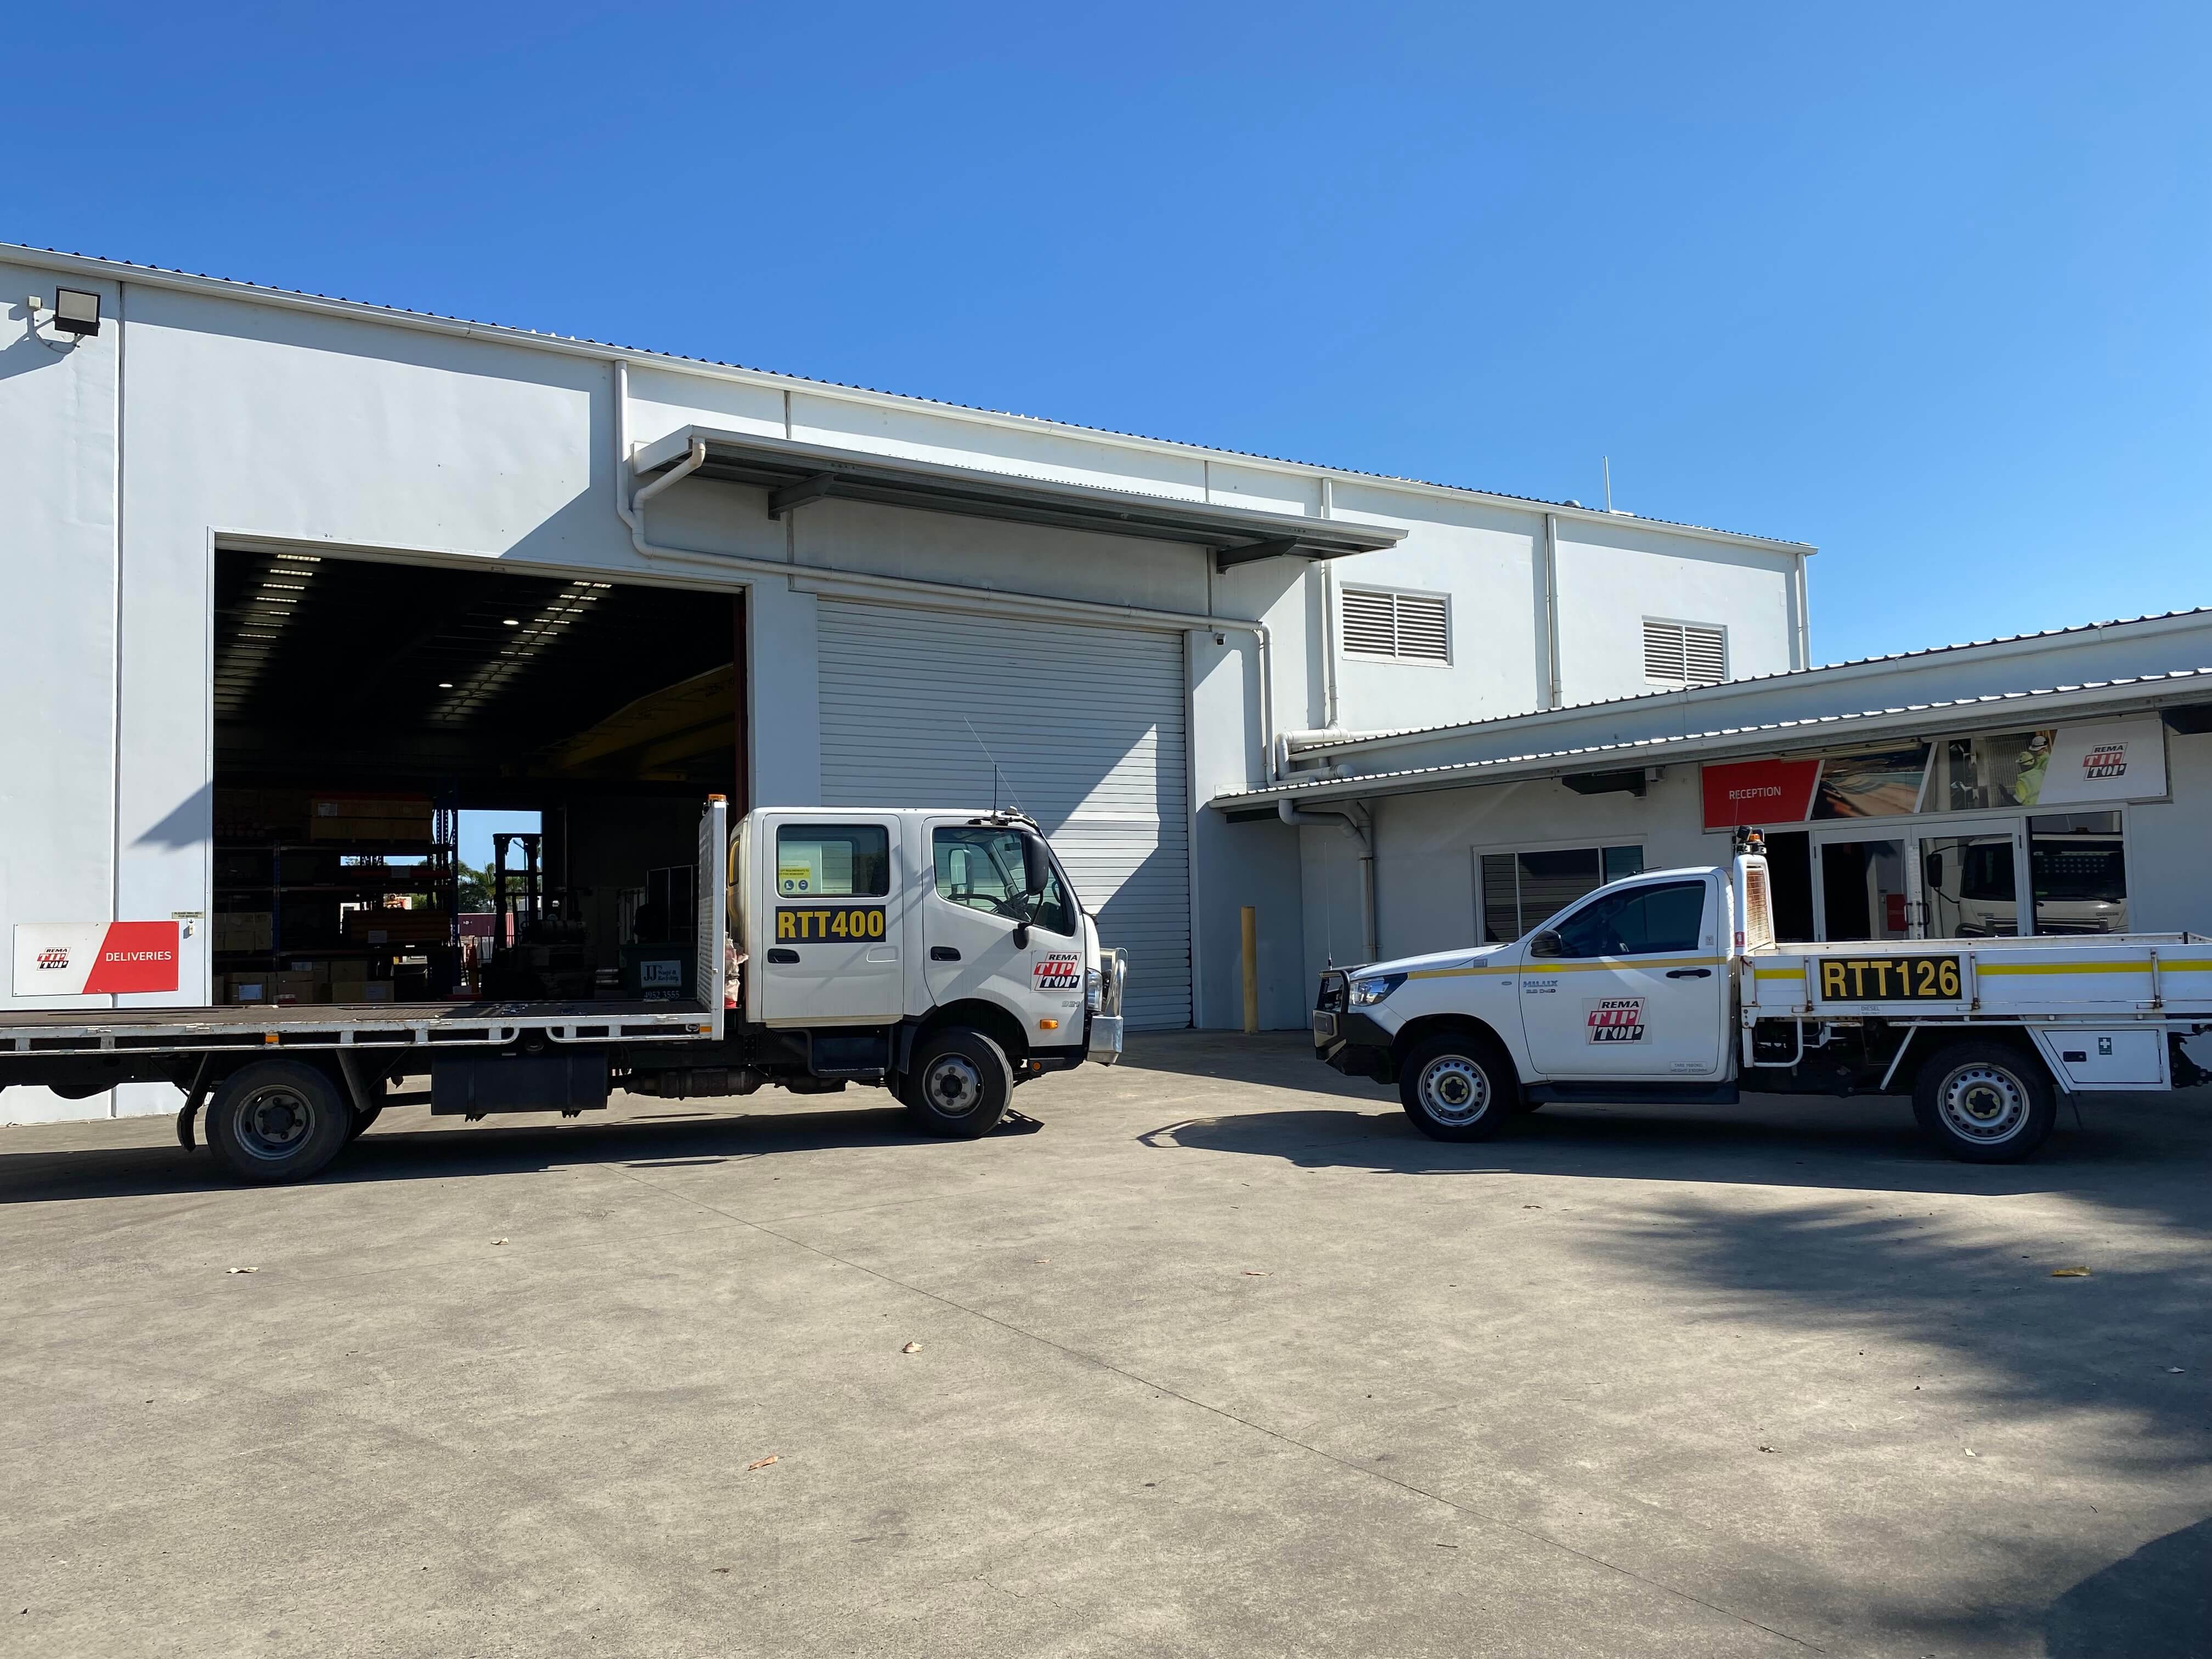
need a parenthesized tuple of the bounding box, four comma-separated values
(1240, 906, 1259, 1035)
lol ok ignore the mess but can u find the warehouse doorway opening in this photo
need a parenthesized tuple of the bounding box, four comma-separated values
(208, 548, 744, 1010)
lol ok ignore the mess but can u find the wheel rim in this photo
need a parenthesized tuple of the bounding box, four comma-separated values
(924, 1055, 983, 1116)
(1418, 1054, 1491, 1126)
(1938, 1064, 2029, 1143)
(234, 1084, 317, 1161)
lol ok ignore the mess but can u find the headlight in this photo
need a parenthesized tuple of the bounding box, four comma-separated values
(1085, 967, 1103, 1013)
(1346, 973, 1406, 1007)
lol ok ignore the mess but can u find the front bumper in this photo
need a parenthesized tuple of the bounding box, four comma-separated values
(1087, 1015, 1124, 1065)
(1311, 1004, 1395, 1082)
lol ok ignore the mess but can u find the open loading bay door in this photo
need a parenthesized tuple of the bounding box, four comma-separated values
(815, 599, 1190, 1029)
(211, 549, 742, 1013)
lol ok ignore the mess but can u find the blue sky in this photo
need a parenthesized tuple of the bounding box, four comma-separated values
(10, 3, 2206, 664)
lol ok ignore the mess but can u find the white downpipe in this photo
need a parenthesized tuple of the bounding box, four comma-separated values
(1792, 551, 1812, 670)
(1277, 799, 1376, 963)
(612, 360, 1282, 783)
(1539, 511, 1564, 709)
(1319, 477, 1340, 729)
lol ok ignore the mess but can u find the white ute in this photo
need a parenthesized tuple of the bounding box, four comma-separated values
(1312, 832, 2211, 1163)
(0, 803, 1126, 1183)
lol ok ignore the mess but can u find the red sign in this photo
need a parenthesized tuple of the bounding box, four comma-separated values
(1701, 759, 1821, 831)
(81, 922, 181, 994)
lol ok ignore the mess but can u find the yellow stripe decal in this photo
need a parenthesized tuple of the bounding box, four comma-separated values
(1405, 955, 1726, 980)
(1753, 968, 1802, 980)
(1973, 960, 2159, 973)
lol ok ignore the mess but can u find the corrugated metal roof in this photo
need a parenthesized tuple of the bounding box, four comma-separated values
(1219, 667, 2212, 806)
(1302, 606, 2212, 752)
(3, 241, 1809, 550)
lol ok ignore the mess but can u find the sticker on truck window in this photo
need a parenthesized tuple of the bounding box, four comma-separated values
(1816, 956, 1961, 1002)
(1034, 951, 1081, 990)
(1585, 997, 1646, 1043)
(774, 905, 887, 942)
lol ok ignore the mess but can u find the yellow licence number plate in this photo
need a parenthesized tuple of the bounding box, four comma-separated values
(774, 905, 888, 943)
(1816, 955, 1961, 1002)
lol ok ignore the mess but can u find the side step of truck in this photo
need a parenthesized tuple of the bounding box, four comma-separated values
(1523, 1081, 1742, 1107)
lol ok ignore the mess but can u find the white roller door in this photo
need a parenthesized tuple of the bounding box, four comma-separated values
(817, 599, 1190, 1029)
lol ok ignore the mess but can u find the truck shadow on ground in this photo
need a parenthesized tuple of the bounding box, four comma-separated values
(1139, 1097, 2212, 1210)
(0, 1100, 1042, 1204)
(2044, 1515, 2212, 1658)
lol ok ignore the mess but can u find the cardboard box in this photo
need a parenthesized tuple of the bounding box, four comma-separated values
(310, 795, 435, 844)
(345, 909, 449, 945)
(216, 911, 274, 953)
(360, 981, 396, 1003)
(329, 965, 371, 1002)
(272, 970, 320, 1005)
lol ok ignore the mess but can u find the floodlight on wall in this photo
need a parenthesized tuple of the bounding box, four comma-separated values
(52, 289, 101, 337)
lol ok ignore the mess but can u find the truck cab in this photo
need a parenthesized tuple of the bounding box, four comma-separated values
(726, 808, 1116, 1118)
(1313, 862, 1736, 1107)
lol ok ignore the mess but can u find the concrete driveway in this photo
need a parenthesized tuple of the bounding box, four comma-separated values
(2, 1033, 2207, 1657)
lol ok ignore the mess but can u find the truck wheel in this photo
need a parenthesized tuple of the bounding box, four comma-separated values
(1912, 1041, 2057, 1163)
(1399, 1031, 1515, 1143)
(905, 1028, 1012, 1139)
(205, 1059, 351, 1184)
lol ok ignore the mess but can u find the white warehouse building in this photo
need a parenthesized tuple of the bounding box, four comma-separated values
(4, 245, 1818, 1124)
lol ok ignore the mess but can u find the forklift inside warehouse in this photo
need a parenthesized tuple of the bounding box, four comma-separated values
(210, 548, 740, 1010)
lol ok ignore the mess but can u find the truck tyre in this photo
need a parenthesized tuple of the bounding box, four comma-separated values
(205, 1059, 352, 1184)
(1912, 1040, 2057, 1163)
(905, 1028, 1012, 1139)
(1398, 1030, 1516, 1143)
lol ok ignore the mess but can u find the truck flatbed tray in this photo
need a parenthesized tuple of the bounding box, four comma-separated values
(1745, 932, 2212, 1022)
(0, 1000, 713, 1059)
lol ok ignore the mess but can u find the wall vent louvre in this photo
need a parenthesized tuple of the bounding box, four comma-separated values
(1342, 588, 1449, 663)
(1643, 618, 1728, 685)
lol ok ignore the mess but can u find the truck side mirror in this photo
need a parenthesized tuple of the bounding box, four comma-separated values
(1528, 929, 1563, 958)
(1021, 834, 1051, 898)
(1923, 852, 1944, 888)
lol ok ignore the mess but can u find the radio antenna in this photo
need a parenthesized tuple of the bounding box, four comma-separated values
(962, 718, 1029, 816)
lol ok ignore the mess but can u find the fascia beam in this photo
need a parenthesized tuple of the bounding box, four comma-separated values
(766, 473, 840, 520)
(1214, 538, 1304, 572)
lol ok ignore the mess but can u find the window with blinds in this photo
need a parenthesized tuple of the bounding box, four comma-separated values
(1643, 619, 1728, 685)
(1479, 844, 1646, 942)
(1341, 588, 1450, 663)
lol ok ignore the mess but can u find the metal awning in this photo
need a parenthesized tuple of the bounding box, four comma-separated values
(631, 427, 1405, 569)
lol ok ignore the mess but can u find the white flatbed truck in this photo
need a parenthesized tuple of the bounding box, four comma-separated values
(1312, 832, 2210, 1162)
(0, 802, 1127, 1183)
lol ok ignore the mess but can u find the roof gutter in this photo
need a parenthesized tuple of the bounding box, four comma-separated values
(1214, 668, 2212, 810)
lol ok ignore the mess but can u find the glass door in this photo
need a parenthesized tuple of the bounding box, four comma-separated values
(1811, 831, 1917, 942)
(1919, 824, 2029, 939)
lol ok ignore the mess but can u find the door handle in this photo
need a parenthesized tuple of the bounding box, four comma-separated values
(766, 949, 800, 964)
(929, 946, 962, 962)
(1666, 968, 1712, 979)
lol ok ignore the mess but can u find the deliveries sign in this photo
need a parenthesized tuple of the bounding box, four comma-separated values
(12, 923, 180, 997)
